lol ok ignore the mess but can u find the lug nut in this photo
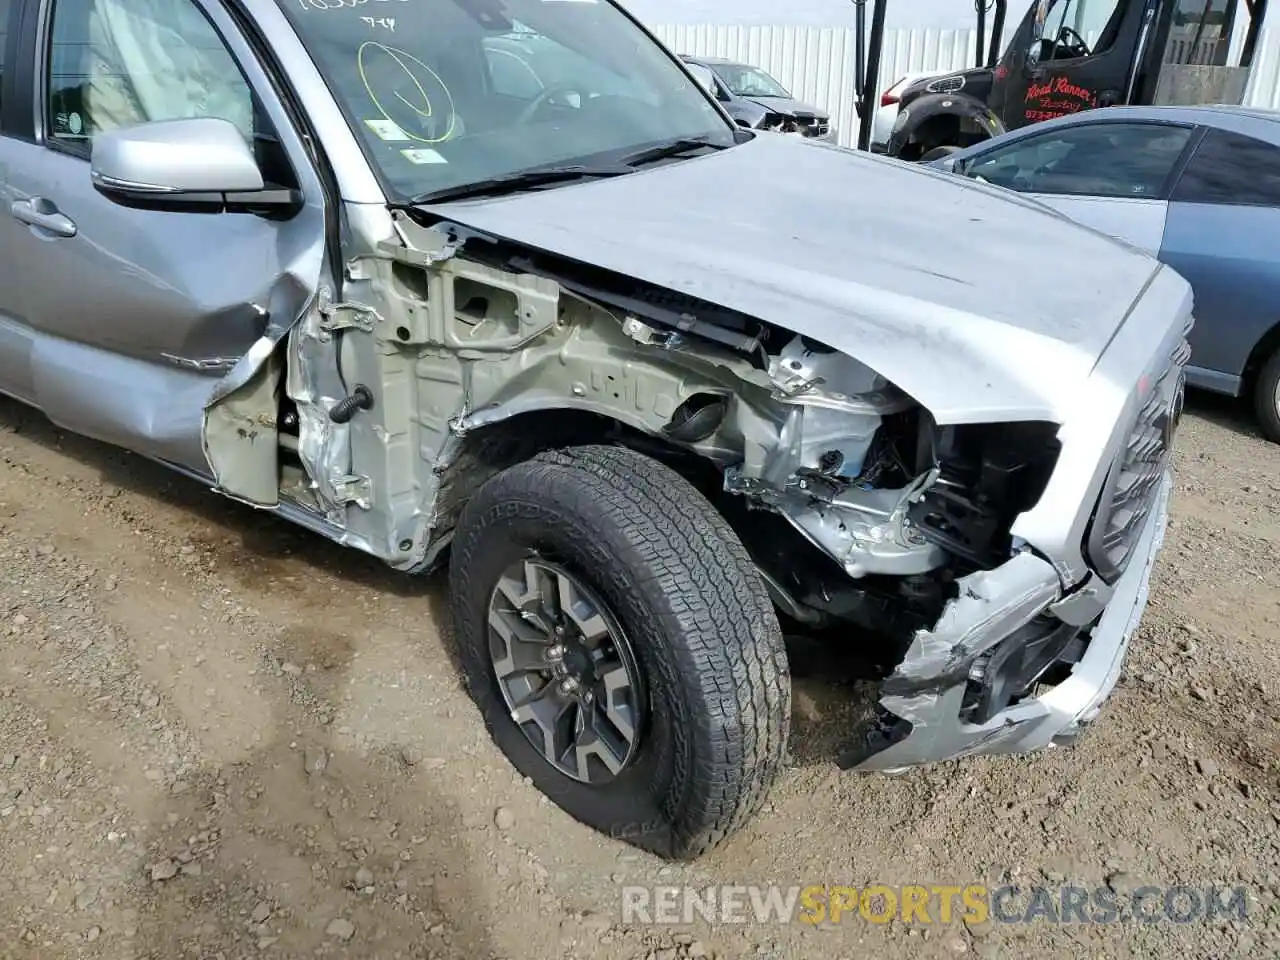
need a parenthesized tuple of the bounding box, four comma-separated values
(546, 645, 566, 661)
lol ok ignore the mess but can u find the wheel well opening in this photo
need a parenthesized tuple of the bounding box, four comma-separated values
(431, 408, 726, 553)
(899, 114, 963, 161)
(1242, 320, 1280, 390)
(436, 408, 944, 681)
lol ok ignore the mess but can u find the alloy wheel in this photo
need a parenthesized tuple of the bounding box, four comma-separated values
(486, 559, 644, 784)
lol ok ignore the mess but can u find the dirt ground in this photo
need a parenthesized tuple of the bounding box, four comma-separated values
(0, 390, 1277, 960)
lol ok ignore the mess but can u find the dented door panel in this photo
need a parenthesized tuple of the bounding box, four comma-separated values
(0, 0, 328, 478)
(0, 137, 321, 470)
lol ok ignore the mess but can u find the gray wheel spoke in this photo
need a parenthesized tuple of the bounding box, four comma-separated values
(488, 597, 553, 683)
(489, 625, 553, 681)
(531, 562, 563, 625)
(558, 576, 610, 644)
(512, 691, 575, 764)
(598, 665, 638, 742)
(494, 570, 528, 611)
(574, 729, 626, 777)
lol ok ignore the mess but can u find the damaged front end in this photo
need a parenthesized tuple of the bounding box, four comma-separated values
(277, 209, 1184, 777)
(846, 469, 1170, 772)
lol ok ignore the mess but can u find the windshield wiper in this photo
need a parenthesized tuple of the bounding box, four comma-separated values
(618, 137, 730, 168)
(411, 165, 631, 205)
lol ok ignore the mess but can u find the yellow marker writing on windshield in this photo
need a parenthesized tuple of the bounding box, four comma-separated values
(357, 41, 458, 144)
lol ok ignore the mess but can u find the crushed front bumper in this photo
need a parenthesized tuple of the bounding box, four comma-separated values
(848, 471, 1171, 772)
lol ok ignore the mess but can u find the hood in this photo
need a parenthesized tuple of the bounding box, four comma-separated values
(421, 134, 1165, 425)
(743, 95, 827, 120)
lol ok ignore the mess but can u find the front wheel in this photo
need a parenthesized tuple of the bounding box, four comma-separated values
(1253, 348, 1280, 443)
(449, 444, 791, 859)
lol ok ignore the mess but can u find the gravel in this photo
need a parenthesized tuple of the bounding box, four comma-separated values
(0, 393, 1276, 959)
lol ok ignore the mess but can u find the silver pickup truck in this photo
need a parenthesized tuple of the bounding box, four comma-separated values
(0, 0, 1188, 859)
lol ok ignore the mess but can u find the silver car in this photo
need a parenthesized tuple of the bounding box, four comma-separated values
(0, 0, 1188, 859)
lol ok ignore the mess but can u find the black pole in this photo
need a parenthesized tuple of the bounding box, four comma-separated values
(1243, 0, 1266, 67)
(988, 0, 1007, 66)
(975, 0, 987, 69)
(857, 0, 886, 151)
(853, 0, 867, 101)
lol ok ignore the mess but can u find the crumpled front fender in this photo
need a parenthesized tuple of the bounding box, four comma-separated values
(888, 92, 1005, 157)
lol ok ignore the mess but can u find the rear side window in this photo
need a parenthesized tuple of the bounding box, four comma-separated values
(1172, 126, 1280, 207)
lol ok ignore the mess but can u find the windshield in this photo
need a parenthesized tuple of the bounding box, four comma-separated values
(710, 64, 791, 99)
(276, 0, 734, 202)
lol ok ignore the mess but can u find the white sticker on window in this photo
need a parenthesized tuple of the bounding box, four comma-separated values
(400, 148, 448, 164)
(365, 118, 411, 141)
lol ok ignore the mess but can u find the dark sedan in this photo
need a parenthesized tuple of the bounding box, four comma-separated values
(680, 55, 835, 141)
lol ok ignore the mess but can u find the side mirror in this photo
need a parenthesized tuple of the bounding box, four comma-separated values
(91, 117, 299, 215)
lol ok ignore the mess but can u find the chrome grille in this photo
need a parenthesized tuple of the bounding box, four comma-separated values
(1087, 331, 1190, 582)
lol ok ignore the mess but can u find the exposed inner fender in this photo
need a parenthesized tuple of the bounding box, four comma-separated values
(888, 92, 1005, 161)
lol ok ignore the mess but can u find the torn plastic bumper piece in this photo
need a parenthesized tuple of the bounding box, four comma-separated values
(842, 472, 1172, 772)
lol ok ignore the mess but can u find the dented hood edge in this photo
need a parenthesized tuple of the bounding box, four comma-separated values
(412, 212, 1147, 427)
(415, 136, 1163, 426)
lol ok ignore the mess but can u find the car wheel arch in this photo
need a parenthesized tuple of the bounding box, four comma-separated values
(425, 406, 730, 557)
(1244, 321, 1280, 442)
(1242, 318, 1280, 390)
(890, 92, 1002, 161)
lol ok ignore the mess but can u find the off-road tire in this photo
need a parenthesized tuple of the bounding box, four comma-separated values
(1254, 348, 1280, 443)
(449, 444, 790, 859)
(920, 144, 962, 162)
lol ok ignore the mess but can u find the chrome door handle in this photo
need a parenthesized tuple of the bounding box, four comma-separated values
(10, 198, 77, 238)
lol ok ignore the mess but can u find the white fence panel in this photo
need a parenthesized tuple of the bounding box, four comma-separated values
(1245, 31, 1280, 108)
(652, 24, 1280, 148)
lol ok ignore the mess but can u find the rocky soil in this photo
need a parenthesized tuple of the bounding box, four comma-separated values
(0, 391, 1276, 959)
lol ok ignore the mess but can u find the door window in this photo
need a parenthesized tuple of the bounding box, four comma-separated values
(1172, 127, 1280, 207)
(46, 0, 255, 154)
(1036, 0, 1126, 61)
(960, 122, 1194, 198)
